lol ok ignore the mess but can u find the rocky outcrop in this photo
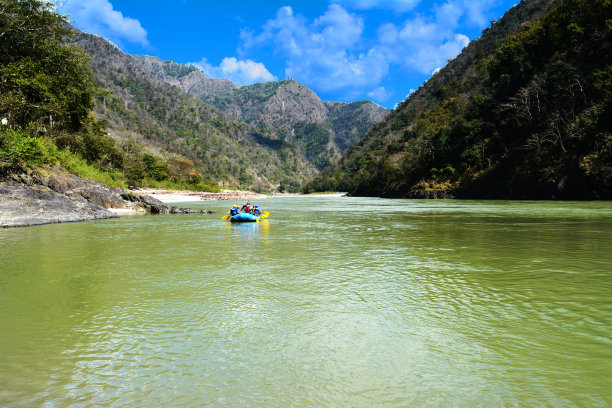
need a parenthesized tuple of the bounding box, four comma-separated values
(0, 167, 120, 227)
(120, 192, 168, 213)
(0, 166, 212, 228)
(120, 192, 212, 214)
(133, 55, 238, 94)
(33, 166, 126, 209)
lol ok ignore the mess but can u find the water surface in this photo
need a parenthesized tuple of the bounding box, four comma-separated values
(1, 197, 611, 406)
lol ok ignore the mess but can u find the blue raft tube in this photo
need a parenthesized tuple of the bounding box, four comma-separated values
(230, 212, 261, 223)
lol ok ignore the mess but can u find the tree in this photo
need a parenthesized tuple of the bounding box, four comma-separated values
(0, 0, 94, 131)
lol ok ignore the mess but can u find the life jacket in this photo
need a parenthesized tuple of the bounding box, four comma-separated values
(253, 208, 261, 215)
(244, 204, 251, 212)
(230, 207, 238, 216)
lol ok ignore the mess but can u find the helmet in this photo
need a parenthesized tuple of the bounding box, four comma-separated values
(255, 205, 259, 208)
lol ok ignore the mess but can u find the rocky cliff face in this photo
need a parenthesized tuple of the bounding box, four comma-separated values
(134, 55, 238, 94)
(196, 79, 388, 168)
(241, 80, 329, 126)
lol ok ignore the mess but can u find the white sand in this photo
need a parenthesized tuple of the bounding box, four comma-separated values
(148, 193, 202, 203)
(133, 189, 269, 204)
(107, 208, 141, 215)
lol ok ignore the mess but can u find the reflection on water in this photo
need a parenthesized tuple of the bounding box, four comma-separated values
(1, 198, 611, 407)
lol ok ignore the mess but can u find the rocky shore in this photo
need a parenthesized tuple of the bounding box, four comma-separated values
(0, 166, 212, 228)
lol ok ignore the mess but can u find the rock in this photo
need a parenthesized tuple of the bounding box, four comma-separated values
(120, 192, 168, 213)
(119, 192, 213, 214)
(169, 206, 212, 214)
(1, 166, 214, 228)
(0, 178, 118, 228)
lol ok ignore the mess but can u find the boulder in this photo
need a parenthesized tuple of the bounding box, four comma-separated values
(1, 166, 214, 228)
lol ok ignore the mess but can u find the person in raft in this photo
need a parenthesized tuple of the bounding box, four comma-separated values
(252, 205, 261, 216)
(240, 201, 252, 213)
(229, 204, 240, 217)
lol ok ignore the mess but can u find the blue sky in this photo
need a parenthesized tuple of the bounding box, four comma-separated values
(56, 0, 519, 108)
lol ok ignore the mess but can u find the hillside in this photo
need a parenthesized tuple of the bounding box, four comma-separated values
(70, 33, 387, 191)
(306, 0, 611, 199)
(132, 57, 388, 173)
(72, 32, 320, 191)
(201, 79, 388, 170)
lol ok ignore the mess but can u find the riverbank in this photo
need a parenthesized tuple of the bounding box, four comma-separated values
(0, 166, 347, 228)
(133, 189, 270, 204)
(134, 189, 347, 204)
(0, 167, 213, 228)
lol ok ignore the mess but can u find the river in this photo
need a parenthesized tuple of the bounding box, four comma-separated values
(1, 197, 611, 407)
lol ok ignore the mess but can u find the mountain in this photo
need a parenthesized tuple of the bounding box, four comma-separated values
(133, 55, 238, 95)
(131, 57, 389, 171)
(306, 0, 611, 199)
(71, 33, 387, 191)
(197, 79, 388, 170)
(69, 33, 299, 190)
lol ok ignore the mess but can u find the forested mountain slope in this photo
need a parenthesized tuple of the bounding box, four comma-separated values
(132, 57, 388, 172)
(73, 32, 319, 190)
(74, 33, 387, 190)
(306, 0, 611, 199)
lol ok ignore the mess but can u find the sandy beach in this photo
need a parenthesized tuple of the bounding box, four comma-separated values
(132, 189, 347, 204)
(132, 189, 271, 204)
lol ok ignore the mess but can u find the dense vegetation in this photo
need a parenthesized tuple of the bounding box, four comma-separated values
(0, 0, 223, 191)
(0, 0, 91, 133)
(306, 0, 611, 199)
(293, 121, 334, 170)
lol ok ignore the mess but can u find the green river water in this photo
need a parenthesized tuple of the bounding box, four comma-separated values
(1, 197, 611, 407)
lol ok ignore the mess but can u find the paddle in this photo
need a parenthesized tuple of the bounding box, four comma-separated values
(221, 210, 231, 220)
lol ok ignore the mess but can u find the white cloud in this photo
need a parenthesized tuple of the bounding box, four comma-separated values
(377, 23, 399, 44)
(241, 5, 388, 98)
(315, 4, 364, 48)
(334, 0, 421, 13)
(462, 0, 500, 26)
(57, 0, 149, 47)
(377, 3, 472, 75)
(191, 57, 277, 85)
(241, 5, 364, 56)
(238, 1, 500, 101)
(367, 86, 393, 102)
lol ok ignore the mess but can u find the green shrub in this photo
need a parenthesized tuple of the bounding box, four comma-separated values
(0, 129, 58, 170)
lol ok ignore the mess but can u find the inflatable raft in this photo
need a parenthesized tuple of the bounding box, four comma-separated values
(230, 212, 261, 223)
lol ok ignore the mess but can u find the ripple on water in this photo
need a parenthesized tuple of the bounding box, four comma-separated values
(1, 198, 611, 406)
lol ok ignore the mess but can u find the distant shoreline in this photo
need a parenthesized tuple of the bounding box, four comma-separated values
(134, 189, 347, 204)
(133, 189, 270, 204)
